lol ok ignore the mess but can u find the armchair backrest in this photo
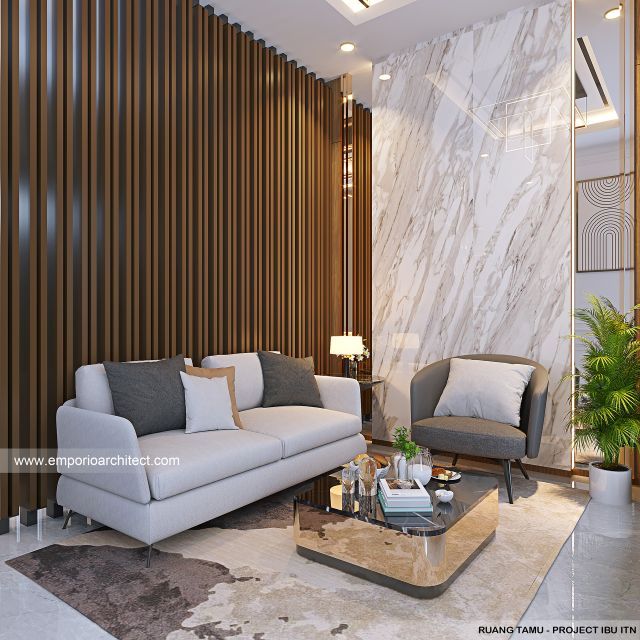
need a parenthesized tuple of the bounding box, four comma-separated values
(410, 354, 549, 459)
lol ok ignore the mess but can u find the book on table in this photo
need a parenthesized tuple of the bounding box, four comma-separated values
(379, 478, 431, 504)
(378, 478, 432, 514)
(378, 491, 433, 515)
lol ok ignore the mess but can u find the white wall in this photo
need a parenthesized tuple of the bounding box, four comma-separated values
(371, 0, 573, 469)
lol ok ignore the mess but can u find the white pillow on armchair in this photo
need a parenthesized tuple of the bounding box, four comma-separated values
(433, 358, 535, 427)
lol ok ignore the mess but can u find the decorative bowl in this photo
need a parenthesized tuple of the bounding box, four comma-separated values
(435, 489, 454, 503)
(348, 455, 390, 481)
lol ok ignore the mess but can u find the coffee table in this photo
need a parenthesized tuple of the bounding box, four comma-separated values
(293, 470, 498, 598)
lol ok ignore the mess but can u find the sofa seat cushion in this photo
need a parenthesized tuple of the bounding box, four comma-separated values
(412, 416, 526, 459)
(138, 429, 282, 500)
(239, 406, 362, 458)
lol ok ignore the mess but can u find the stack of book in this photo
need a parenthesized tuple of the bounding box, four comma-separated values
(378, 478, 432, 515)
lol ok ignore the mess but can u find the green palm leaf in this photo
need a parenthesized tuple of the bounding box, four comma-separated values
(569, 295, 640, 469)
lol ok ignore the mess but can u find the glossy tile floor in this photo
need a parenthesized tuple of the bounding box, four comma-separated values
(1, 464, 638, 640)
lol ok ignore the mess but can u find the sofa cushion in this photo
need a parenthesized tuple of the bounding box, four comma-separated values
(258, 351, 323, 408)
(185, 365, 242, 427)
(412, 416, 527, 459)
(434, 358, 534, 427)
(180, 372, 237, 433)
(138, 429, 282, 500)
(104, 356, 187, 437)
(239, 406, 362, 458)
(76, 357, 193, 415)
(201, 352, 266, 411)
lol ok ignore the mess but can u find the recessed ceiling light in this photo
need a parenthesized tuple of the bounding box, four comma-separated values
(604, 5, 621, 19)
(379, 73, 391, 81)
(480, 153, 489, 158)
(340, 42, 356, 52)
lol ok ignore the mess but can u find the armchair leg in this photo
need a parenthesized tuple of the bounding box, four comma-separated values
(146, 544, 153, 568)
(452, 454, 459, 466)
(501, 460, 514, 504)
(515, 458, 529, 480)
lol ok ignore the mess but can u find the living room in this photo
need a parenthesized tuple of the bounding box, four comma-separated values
(0, 0, 638, 638)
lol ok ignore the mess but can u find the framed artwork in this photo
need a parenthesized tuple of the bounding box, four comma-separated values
(576, 173, 634, 273)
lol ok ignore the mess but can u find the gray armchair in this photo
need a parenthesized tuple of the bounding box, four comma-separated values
(410, 354, 549, 503)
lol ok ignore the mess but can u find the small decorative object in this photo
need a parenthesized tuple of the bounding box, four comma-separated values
(567, 296, 640, 505)
(408, 447, 433, 485)
(392, 426, 421, 482)
(390, 451, 402, 480)
(435, 489, 454, 503)
(358, 455, 378, 497)
(330, 332, 370, 378)
(329, 485, 343, 510)
(341, 466, 357, 493)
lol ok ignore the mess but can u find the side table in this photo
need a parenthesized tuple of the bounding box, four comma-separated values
(341, 373, 384, 438)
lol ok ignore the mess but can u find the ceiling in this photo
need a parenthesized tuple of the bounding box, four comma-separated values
(575, 0, 633, 150)
(200, 0, 545, 106)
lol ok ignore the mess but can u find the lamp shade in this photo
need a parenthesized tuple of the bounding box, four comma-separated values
(330, 335, 364, 356)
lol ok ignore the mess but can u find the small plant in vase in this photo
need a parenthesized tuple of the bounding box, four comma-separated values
(391, 426, 431, 483)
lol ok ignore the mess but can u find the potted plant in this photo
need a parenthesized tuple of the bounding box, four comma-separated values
(569, 295, 640, 505)
(391, 426, 431, 483)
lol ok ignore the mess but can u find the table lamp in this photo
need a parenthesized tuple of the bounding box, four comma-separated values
(330, 333, 364, 377)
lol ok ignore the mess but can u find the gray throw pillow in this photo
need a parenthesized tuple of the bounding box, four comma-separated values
(257, 351, 323, 408)
(103, 355, 187, 436)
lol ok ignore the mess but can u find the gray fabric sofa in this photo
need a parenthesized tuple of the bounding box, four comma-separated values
(410, 354, 548, 503)
(56, 353, 366, 554)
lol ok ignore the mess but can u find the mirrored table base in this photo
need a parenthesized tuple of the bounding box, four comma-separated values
(293, 486, 499, 598)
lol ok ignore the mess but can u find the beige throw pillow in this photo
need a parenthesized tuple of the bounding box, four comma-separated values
(185, 365, 243, 428)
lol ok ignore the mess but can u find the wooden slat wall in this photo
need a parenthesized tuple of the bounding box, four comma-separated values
(0, 0, 371, 520)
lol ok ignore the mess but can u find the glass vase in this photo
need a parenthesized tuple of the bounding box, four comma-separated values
(408, 448, 433, 486)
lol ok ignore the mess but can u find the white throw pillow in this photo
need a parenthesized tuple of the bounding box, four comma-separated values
(433, 358, 535, 426)
(179, 372, 237, 433)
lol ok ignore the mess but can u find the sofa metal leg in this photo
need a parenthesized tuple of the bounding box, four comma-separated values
(452, 454, 459, 466)
(515, 458, 529, 480)
(146, 545, 153, 568)
(62, 509, 73, 530)
(501, 460, 514, 504)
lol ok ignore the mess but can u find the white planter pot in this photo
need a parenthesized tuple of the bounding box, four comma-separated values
(589, 462, 632, 506)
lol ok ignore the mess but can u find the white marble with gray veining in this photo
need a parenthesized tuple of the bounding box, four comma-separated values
(371, 0, 572, 469)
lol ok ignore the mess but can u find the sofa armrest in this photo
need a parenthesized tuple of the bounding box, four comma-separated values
(56, 405, 151, 504)
(315, 376, 362, 421)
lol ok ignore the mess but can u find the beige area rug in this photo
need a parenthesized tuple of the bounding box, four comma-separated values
(7, 475, 589, 640)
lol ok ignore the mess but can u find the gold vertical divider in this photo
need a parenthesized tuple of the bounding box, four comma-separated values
(633, 0, 640, 483)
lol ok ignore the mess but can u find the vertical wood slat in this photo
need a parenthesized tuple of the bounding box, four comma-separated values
(0, 0, 11, 519)
(0, 1, 369, 519)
